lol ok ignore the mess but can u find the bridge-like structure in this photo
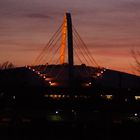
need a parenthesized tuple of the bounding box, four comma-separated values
(27, 13, 104, 89)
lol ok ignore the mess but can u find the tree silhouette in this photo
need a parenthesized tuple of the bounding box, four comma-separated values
(131, 50, 140, 73)
(0, 61, 15, 70)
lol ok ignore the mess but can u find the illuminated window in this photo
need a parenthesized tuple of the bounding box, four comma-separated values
(62, 95, 65, 98)
(135, 96, 140, 100)
(45, 94, 63, 99)
(101, 94, 113, 100)
(54, 95, 57, 98)
(50, 95, 54, 98)
(58, 95, 61, 98)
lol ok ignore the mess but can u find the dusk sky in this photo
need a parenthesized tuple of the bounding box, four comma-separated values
(0, 0, 140, 75)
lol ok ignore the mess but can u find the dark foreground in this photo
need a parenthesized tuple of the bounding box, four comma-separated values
(0, 96, 140, 140)
(0, 114, 140, 140)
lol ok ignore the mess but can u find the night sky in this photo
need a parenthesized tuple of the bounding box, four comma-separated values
(0, 0, 140, 75)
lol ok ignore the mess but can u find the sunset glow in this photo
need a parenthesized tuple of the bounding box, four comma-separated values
(0, 0, 140, 75)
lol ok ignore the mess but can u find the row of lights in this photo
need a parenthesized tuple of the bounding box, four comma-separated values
(44, 94, 114, 100)
(44, 94, 90, 99)
(44, 94, 122, 100)
(10, 94, 140, 101)
(27, 66, 57, 86)
(27, 66, 106, 84)
(27, 66, 106, 87)
(100, 95, 140, 101)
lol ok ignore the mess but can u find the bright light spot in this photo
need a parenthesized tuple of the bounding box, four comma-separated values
(50, 95, 53, 98)
(56, 111, 59, 114)
(62, 95, 65, 98)
(135, 113, 138, 117)
(58, 95, 61, 98)
(48, 81, 58, 86)
(13, 96, 16, 99)
(50, 82, 58, 86)
(101, 71, 104, 74)
(54, 95, 57, 98)
(97, 73, 101, 77)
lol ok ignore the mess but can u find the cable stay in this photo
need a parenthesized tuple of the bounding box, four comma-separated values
(74, 49, 91, 76)
(73, 26, 99, 67)
(32, 23, 63, 66)
(42, 34, 62, 65)
(73, 37, 90, 66)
